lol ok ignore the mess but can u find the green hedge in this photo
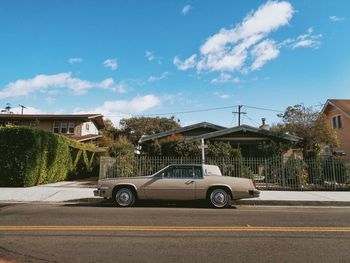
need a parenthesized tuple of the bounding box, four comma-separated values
(0, 126, 101, 187)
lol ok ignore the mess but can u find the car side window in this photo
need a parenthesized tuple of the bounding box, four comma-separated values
(193, 167, 202, 178)
(164, 167, 194, 178)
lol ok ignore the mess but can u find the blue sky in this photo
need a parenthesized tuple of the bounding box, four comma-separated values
(0, 0, 349, 127)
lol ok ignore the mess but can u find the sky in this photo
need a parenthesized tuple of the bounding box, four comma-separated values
(0, 0, 349, 127)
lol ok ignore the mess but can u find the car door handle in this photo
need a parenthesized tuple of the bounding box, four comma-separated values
(186, 180, 195, 184)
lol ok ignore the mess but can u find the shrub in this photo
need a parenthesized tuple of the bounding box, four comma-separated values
(0, 126, 101, 187)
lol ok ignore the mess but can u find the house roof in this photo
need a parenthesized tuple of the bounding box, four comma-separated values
(186, 124, 301, 142)
(138, 122, 226, 144)
(0, 114, 105, 129)
(321, 99, 350, 119)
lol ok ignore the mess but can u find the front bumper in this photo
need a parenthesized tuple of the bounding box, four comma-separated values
(93, 188, 106, 197)
(249, 189, 260, 198)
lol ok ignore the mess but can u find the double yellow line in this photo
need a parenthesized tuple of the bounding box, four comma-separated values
(1, 226, 350, 232)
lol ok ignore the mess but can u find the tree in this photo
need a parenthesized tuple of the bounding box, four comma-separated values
(275, 104, 338, 157)
(108, 136, 135, 158)
(119, 116, 181, 144)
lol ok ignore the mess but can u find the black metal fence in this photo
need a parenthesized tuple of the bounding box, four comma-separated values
(99, 155, 350, 191)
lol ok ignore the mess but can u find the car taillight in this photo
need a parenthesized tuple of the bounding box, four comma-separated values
(252, 180, 257, 188)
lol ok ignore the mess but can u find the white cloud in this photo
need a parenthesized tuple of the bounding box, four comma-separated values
(148, 72, 170, 82)
(182, 5, 192, 16)
(75, 94, 161, 125)
(211, 73, 240, 84)
(214, 92, 232, 99)
(103, 58, 118, 70)
(173, 54, 197, 71)
(289, 27, 322, 49)
(251, 39, 280, 70)
(68, 57, 83, 64)
(145, 50, 155, 61)
(174, 1, 294, 73)
(145, 50, 162, 64)
(329, 15, 345, 22)
(0, 72, 125, 99)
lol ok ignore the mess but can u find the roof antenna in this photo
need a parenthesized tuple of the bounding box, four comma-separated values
(18, 104, 27, 115)
(1, 103, 14, 114)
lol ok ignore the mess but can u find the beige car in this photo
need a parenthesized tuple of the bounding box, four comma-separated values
(94, 164, 260, 208)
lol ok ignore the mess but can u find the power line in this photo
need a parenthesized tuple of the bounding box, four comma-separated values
(103, 103, 324, 118)
(242, 105, 284, 113)
(104, 105, 239, 117)
(244, 114, 261, 126)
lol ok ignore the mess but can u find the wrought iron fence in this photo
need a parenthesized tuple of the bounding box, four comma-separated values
(99, 155, 350, 191)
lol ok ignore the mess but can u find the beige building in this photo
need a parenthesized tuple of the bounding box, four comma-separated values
(0, 114, 105, 143)
(321, 99, 350, 156)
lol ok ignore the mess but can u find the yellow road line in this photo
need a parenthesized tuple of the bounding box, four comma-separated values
(1, 226, 350, 232)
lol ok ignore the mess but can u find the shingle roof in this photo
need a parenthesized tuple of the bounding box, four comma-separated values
(185, 124, 300, 142)
(321, 99, 350, 119)
(138, 122, 226, 144)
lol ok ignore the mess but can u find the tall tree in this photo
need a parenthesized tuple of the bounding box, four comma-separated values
(119, 116, 181, 144)
(275, 104, 338, 157)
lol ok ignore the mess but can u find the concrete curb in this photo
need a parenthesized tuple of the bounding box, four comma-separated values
(235, 200, 350, 207)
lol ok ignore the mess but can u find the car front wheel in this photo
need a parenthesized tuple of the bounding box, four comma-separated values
(114, 188, 136, 207)
(209, 188, 231, 208)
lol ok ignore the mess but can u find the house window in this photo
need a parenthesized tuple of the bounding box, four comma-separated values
(86, 123, 90, 131)
(53, 122, 60, 133)
(68, 122, 75, 134)
(332, 115, 342, 129)
(60, 122, 68, 133)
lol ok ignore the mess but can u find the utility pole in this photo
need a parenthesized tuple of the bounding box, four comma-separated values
(18, 104, 27, 115)
(232, 105, 246, 126)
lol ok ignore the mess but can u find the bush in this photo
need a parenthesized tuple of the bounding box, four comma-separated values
(0, 126, 101, 187)
(108, 136, 135, 177)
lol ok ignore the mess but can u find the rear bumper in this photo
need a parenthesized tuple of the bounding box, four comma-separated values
(249, 189, 260, 198)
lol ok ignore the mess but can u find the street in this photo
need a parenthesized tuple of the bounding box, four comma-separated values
(0, 203, 350, 263)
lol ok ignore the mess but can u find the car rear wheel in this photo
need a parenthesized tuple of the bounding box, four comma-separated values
(114, 188, 136, 207)
(209, 188, 231, 208)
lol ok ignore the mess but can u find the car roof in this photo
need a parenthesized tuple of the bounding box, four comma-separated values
(167, 164, 202, 167)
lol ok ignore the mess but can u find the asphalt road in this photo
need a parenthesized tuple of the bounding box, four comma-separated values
(0, 203, 350, 263)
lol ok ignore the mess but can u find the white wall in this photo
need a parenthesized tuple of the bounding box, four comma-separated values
(81, 121, 99, 136)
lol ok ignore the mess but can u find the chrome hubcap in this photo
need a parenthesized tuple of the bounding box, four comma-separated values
(214, 193, 225, 204)
(116, 189, 133, 206)
(120, 193, 130, 202)
(210, 190, 228, 207)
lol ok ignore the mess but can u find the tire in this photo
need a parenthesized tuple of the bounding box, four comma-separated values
(113, 187, 136, 207)
(208, 188, 231, 208)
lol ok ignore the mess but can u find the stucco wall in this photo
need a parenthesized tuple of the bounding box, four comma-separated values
(81, 121, 99, 136)
(325, 107, 350, 155)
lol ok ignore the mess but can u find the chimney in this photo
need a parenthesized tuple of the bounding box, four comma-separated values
(259, 118, 270, 130)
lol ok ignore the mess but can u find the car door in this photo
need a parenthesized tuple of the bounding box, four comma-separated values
(143, 166, 196, 200)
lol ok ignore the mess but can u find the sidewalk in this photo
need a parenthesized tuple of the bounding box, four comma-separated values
(0, 180, 350, 205)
